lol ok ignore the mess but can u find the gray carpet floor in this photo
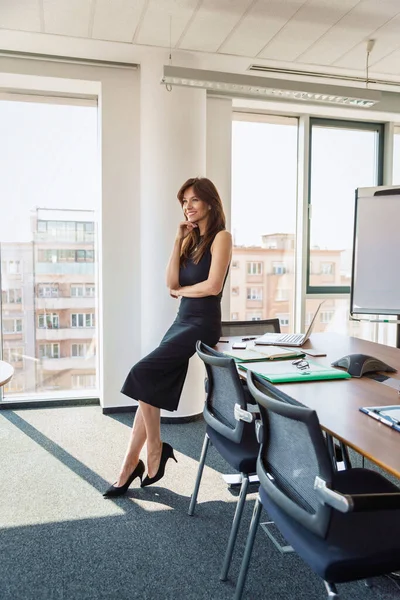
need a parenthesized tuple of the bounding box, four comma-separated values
(0, 405, 399, 600)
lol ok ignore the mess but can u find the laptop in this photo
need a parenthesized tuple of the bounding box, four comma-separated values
(254, 301, 324, 347)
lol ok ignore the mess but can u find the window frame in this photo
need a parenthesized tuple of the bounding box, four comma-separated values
(306, 117, 384, 295)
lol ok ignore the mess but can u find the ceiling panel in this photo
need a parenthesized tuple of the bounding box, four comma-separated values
(135, 0, 199, 47)
(298, 0, 400, 65)
(334, 13, 400, 71)
(258, 0, 359, 62)
(43, 0, 92, 37)
(0, 0, 41, 32)
(92, 0, 147, 42)
(179, 0, 253, 53)
(219, 0, 307, 57)
(372, 47, 400, 75)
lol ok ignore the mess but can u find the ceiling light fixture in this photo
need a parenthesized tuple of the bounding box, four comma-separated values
(161, 65, 381, 108)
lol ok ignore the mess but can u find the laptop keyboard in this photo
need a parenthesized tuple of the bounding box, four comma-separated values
(277, 334, 304, 343)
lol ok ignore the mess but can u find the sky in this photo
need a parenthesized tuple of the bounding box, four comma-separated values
(0, 100, 98, 242)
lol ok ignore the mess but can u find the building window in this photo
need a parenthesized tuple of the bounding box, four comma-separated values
(3, 318, 22, 333)
(232, 260, 239, 269)
(231, 312, 239, 320)
(71, 313, 95, 328)
(277, 314, 289, 327)
(40, 343, 60, 359)
(246, 312, 262, 321)
(2, 288, 22, 303)
(72, 343, 94, 358)
(247, 262, 263, 275)
(321, 262, 334, 275)
(72, 374, 96, 389)
(272, 263, 287, 275)
(38, 249, 94, 263)
(71, 284, 95, 297)
(247, 287, 263, 300)
(3, 347, 24, 363)
(275, 288, 289, 301)
(320, 311, 334, 324)
(6, 260, 21, 274)
(232, 286, 239, 296)
(38, 313, 59, 329)
(38, 284, 59, 298)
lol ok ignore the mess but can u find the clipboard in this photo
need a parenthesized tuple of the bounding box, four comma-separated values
(238, 359, 351, 383)
(359, 405, 400, 433)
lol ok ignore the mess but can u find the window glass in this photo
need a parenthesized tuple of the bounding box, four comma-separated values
(231, 115, 298, 328)
(0, 99, 99, 401)
(308, 119, 382, 293)
(393, 126, 400, 185)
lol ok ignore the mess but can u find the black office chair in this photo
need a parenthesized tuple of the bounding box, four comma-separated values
(189, 341, 260, 581)
(235, 372, 400, 599)
(221, 318, 280, 338)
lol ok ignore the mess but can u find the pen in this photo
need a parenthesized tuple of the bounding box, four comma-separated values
(242, 337, 257, 341)
(218, 340, 229, 343)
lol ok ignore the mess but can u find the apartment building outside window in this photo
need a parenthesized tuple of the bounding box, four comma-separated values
(277, 314, 289, 327)
(72, 343, 93, 358)
(38, 313, 59, 328)
(3, 347, 23, 362)
(2, 288, 22, 303)
(40, 343, 60, 359)
(320, 311, 334, 324)
(321, 262, 334, 275)
(246, 312, 262, 321)
(272, 263, 287, 275)
(232, 287, 239, 296)
(38, 284, 59, 298)
(3, 318, 22, 333)
(247, 262, 263, 275)
(232, 260, 239, 269)
(247, 287, 263, 300)
(71, 284, 95, 297)
(71, 313, 95, 328)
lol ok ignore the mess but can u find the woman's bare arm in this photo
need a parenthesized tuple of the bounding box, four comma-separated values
(170, 230, 232, 298)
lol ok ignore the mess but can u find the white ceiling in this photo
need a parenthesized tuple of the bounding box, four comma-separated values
(1, 0, 400, 80)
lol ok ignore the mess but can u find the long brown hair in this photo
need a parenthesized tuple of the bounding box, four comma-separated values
(177, 177, 226, 264)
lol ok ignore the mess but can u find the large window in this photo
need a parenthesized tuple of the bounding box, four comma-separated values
(0, 98, 99, 402)
(231, 114, 298, 328)
(308, 119, 383, 294)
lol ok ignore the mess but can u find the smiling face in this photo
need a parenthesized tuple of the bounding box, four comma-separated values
(182, 186, 210, 228)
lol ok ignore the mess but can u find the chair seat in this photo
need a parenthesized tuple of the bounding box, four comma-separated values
(259, 468, 400, 583)
(207, 423, 258, 474)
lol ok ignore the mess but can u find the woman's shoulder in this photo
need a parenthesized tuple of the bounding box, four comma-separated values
(212, 230, 232, 244)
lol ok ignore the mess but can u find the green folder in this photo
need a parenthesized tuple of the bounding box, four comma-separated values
(238, 359, 352, 383)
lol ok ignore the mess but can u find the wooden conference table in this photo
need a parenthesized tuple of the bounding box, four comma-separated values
(0, 360, 13, 388)
(216, 332, 400, 479)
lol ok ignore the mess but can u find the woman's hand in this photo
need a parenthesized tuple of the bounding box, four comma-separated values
(170, 289, 180, 298)
(176, 220, 198, 241)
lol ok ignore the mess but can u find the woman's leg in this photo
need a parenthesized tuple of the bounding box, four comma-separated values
(139, 400, 162, 478)
(115, 406, 147, 486)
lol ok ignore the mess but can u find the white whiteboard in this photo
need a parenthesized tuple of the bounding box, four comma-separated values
(351, 186, 400, 315)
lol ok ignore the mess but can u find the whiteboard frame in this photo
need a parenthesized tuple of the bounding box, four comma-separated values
(350, 185, 400, 316)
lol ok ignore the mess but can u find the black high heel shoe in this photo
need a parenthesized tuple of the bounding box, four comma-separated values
(141, 442, 177, 488)
(103, 459, 145, 498)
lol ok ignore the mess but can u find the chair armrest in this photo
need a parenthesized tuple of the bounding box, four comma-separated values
(234, 403, 260, 424)
(314, 476, 400, 513)
(346, 493, 400, 512)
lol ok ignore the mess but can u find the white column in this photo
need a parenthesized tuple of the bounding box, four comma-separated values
(140, 56, 207, 419)
(206, 96, 232, 321)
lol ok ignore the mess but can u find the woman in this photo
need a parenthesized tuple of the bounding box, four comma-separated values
(104, 177, 232, 497)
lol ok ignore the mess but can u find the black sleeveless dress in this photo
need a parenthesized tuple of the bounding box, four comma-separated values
(121, 238, 224, 412)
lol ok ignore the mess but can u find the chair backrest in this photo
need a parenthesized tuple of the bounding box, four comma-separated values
(221, 318, 280, 337)
(196, 341, 249, 444)
(247, 371, 334, 538)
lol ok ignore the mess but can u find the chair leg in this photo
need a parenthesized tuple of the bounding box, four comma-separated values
(234, 496, 263, 600)
(220, 474, 250, 581)
(324, 581, 339, 598)
(188, 433, 210, 516)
